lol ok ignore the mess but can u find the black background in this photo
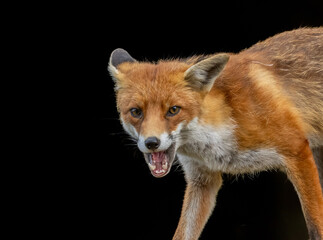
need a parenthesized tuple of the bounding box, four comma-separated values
(63, 1, 322, 239)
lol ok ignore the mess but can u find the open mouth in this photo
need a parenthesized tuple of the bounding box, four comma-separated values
(144, 144, 176, 178)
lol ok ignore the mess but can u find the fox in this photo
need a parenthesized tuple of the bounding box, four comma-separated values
(108, 27, 323, 240)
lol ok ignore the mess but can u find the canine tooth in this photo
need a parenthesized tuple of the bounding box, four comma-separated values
(162, 161, 168, 170)
(148, 163, 156, 170)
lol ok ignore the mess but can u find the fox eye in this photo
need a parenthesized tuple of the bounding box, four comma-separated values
(167, 106, 181, 117)
(130, 108, 143, 119)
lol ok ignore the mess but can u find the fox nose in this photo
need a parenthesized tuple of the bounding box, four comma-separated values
(145, 137, 160, 150)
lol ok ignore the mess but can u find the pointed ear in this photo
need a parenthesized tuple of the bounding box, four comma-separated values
(184, 54, 229, 92)
(108, 48, 137, 77)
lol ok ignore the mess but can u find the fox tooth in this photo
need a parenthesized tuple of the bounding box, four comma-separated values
(148, 163, 156, 170)
(162, 162, 168, 170)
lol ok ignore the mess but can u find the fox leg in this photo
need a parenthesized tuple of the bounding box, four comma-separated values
(285, 142, 323, 240)
(173, 166, 222, 240)
(312, 147, 323, 193)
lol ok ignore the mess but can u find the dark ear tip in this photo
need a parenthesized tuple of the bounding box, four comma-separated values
(111, 48, 128, 57)
(110, 48, 136, 68)
(217, 54, 230, 63)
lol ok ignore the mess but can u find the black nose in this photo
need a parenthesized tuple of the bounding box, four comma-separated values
(145, 137, 160, 150)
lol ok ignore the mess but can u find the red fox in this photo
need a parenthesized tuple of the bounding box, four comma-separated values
(108, 27, 323, 240)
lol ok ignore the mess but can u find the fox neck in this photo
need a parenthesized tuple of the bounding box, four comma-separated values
(175, 89, 236, 166)
(178, 117, 236, 156)
(177, 117, 283, 175)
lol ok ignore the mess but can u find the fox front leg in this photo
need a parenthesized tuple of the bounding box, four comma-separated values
(173, 169, 222, 240)
(284, 142, 323, 240)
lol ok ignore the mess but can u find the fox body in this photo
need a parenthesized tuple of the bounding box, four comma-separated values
(109, 28, 323, 239)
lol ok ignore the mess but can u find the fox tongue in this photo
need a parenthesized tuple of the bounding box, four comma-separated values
(152, 152, 165, 163)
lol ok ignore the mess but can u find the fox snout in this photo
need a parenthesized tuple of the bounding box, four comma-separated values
(120, 117, 182, 177)
(135, 133, 176, 178)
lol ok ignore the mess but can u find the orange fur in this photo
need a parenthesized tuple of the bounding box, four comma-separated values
(218, 57, 309, 152)
(116, 61, 203, 137)
(285, 143, 323, 238)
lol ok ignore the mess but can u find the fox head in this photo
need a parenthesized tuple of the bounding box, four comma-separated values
(108, 48, 229, 177)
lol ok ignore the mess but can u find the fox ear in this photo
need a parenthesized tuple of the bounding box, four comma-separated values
(184, 54, 229, 92)
(108, 48, 137, 77)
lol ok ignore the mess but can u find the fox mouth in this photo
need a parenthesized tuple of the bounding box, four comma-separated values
(144, 144, 176, 178)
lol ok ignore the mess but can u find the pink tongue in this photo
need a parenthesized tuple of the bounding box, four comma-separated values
(152, 152, 165, 163)
(151, 152, 168, 174)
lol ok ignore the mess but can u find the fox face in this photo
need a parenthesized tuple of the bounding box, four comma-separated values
(109, 48, 229, 177)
